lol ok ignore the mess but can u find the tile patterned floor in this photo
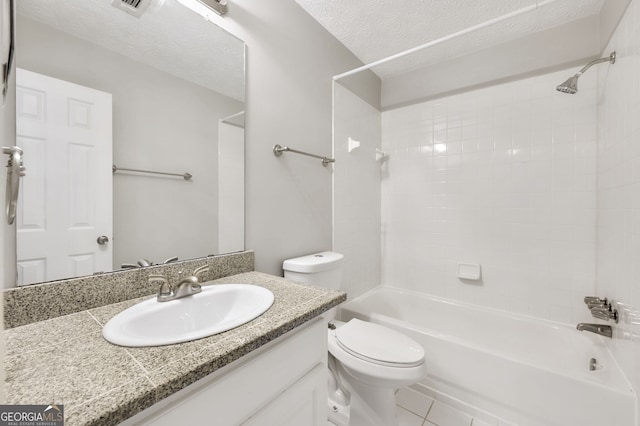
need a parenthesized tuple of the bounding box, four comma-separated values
(396, 387, 476, 426)
(328, 386, 516, 426)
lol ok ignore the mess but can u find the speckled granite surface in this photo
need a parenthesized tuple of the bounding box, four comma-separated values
(4, 251, 254, 329)
(5, 272, 346, 426)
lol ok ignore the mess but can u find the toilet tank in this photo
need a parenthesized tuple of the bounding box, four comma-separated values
(282, 251, 344, 289)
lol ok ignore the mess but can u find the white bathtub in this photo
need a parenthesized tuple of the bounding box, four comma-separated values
(339, 286, 636, 426)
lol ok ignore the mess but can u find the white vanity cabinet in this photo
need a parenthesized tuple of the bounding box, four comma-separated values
(123, 317, 328, 426)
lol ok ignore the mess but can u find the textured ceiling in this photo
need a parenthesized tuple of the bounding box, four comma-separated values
(295, 0, 604, 78)
(17, 0, 245, 101)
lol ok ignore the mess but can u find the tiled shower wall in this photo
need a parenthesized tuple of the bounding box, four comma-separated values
(381, 69, 597, 323)
(596, 0, 640, 409)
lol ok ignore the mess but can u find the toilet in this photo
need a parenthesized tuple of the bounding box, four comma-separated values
(283, 252, 426, 426)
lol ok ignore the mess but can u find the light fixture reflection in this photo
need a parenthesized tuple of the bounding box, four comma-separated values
(176, 0, 227, 19)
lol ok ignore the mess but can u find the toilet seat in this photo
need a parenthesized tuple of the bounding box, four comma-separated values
(334, 319, 424, 368)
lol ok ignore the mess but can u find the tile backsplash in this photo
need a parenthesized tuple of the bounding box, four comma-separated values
(4, 251, 254, 328)
(381, 69, 597, 324)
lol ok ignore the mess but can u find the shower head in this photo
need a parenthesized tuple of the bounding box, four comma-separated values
(556, 51, 616, 94)
(556, 75, 579, 94)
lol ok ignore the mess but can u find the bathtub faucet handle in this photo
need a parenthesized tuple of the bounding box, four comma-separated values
(584, 296, 608, 309)
(590, 306, 619, 323)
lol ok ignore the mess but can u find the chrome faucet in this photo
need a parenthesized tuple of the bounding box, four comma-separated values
(154, 265, 209, 302)
(576, 323, 613, 338)
(121, 256, 179, 269)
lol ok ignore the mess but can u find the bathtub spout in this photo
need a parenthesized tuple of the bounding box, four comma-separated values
(576, 323, 612, 338)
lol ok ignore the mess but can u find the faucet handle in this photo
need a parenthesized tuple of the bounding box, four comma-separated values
(121, 263, 139, 269)
(193, 265, 209, 282)
(584, 296, 607, 305)
(591, 306, 619, 323)
(586, 301, 609, 310)
(584, 296, 608, 310)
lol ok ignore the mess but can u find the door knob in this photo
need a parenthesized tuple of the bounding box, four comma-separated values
(97, 235, 109, 245)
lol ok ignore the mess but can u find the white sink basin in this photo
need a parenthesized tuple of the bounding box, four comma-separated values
(102, 284, 274, 347)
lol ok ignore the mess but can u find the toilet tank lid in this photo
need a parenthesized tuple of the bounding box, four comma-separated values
(282, 251, 344, 273)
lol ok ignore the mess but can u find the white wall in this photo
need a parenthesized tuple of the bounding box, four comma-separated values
(596, 0, 640, 415)
(380, 0, 631, 110)
(16, 16, 243, 270)
(218, 122, 245, 253)
(211, 0, 380, 275)
(3, 0, 380, 283)
(333, 83, 381, 299)
(381, 16, 600, 110)
(381, 69, 598, 323)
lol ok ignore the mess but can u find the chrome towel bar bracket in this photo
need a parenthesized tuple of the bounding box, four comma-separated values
(273, 144, 335, 167)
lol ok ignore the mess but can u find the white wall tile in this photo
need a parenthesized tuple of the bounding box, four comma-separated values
(381, 68, 597, 320)
(596, 0, 640, 414)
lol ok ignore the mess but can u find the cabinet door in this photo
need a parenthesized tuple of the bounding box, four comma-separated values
(243, 364, 326, 426)
(123, 318, 328, 426)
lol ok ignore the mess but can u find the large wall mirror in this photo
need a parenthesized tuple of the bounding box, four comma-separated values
(14, 0, 245, 286)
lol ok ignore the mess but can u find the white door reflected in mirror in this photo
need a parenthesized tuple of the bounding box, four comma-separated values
(16, 68, 113, 285)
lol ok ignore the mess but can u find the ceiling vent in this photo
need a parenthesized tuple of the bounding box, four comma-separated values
(111, 0, 153, 18)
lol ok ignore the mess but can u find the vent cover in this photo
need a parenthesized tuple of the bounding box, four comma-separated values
(111, 0, 152, 18)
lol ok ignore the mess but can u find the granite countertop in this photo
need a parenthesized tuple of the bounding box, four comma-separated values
(5, 272, 346, 426)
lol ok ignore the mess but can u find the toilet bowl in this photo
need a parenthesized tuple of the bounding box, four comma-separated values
(327, 319, 426, 426)
(282, 252, 427, 426)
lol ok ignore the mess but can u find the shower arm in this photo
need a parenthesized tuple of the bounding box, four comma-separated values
(573, 52, 616, 77)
